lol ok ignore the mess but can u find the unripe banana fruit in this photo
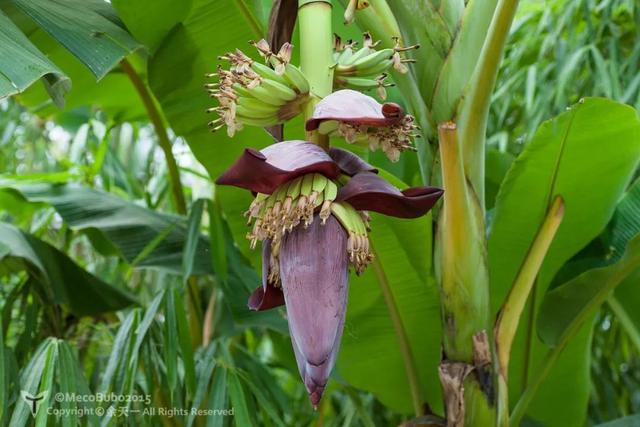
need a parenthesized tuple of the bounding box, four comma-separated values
(332, 32, 419, 93)
(206, 40, 312, 136)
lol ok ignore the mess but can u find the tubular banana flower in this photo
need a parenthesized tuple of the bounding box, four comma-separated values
(306, 89, 419, 161)
(216, 140, 443, 406)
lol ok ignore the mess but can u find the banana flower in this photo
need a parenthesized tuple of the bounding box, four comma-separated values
(306, 89, 418, 161)
(217, 140, 442, 406)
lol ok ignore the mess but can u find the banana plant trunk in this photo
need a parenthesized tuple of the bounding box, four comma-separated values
(296, 0, 521, 424)
(343, 0, 521, 425)
(436, 121, 495, 427)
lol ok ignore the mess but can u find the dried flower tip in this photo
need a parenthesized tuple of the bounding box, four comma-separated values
(302, 203, 316, 227)
(390, 38, 419, 74)
(245, 196, 265, 218)
(271, 200, 283, 218)
(251, 39, 272, 58)
(207, 118, 223, 127)
(362, 32, 381, 49)
(296, 195, 308, 214)
(351, 233, 373, 274)
(281, 196, 294, 216)
(308, 190, 319, 206)
(333, 34, 344, 51)
(377, 84, 387, 100)
(319, 200, 332, 224)
(359, 210, 371, 229)
(276, 43, 293, 64)
(392, 37, 420, 52)
(344, 0, 357, 24)
(267, 248, 281, 285)
(338, 122, 360, 144)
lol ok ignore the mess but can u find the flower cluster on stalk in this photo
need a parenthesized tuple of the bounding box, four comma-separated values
(207, 39, 442, 407)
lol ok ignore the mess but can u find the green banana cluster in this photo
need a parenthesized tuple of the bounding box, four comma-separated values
(245, 173, 372, 277)
(205, 41, 310, 137)
(332, 33, 417, 99)
(245, 173, 338, 251)
(245, 173, 341, 285)
(330, 202, 373, 275)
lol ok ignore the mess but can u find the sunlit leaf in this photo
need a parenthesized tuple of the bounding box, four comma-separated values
(111, 0, 194, 53)
(11, 0, 141, 79)
(489, 98, 640, 426)
(338, 170, 442, 415)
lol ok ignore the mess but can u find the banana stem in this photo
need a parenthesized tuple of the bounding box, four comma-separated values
(298, 0, 334, 150)
(437, 122, 490, 362)
(495, 197, 564, 378)
(494, 196, 564, 424)
(120, 58, 187, 215)
(458, 0, 520, 208)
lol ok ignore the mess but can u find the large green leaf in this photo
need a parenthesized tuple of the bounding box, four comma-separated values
(20, 55, 145, 122)
(596, 415, 640, 427)
(607, 178, 640, 261)
(485, 148, 514, 210)
(540, 178, 640, 353)
(8, 182, 211, 274)
(11, 0, 142, 79)
(338, 171, 442, 415)
(387, 0, 498, 120)
(3, 182, 285, 331)
(538, 235, 640, 346)
(145, 0, 273, 269)
(0, 9, 69, 105)
(606, 178, 640, 351)
(112, 0, 194, 53)
(10, 19, 145, 120)
(9, 338, 54, 426)
(0, 222, 135, 316)
(488, 98, 640, 426)
(147, 0, 270, 180)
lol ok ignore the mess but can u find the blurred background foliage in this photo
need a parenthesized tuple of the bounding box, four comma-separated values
(0, 0, 638, 425)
